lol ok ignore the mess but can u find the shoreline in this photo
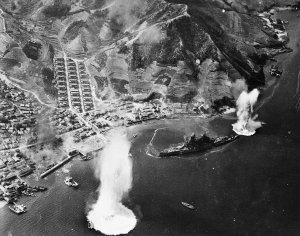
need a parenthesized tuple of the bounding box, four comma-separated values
(258, 9, 300, 111)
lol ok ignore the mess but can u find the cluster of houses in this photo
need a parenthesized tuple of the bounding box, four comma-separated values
(66, 58, 82, 112)
(19, 20, 44, 34)
(83, 100, 170, 129)
(170, 102, 210, 116)
(260, 13, 288, 42)
(0, 81, 40, 151)
(0, 150, 35, 193)
(48, 109, 84, 135)
(80, 99, 211, 134)
(73, 127, 97, 143)
(0, 178, 29, 204)
(54, 57, 69, 109)
(0, 147, 48, 205)
(77, 61, 94, 112)
(53, 57, 94, 113)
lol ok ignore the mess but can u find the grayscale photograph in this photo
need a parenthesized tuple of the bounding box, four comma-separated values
(0, 0, 299, 235)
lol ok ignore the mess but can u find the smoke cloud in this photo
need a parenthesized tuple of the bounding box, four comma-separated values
(107, 0, 147, 29)
(231, 79, 248, 99)
(87, 130, 137, 235)
(232, 88, 263, 136)
(138, 25, 162, 44)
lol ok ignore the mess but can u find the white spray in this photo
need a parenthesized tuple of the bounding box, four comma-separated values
(87, 130, 137, 235)
(232, 88, 263, 136)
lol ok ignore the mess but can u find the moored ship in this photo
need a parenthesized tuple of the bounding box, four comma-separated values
(79, 155, 93, 161)
(159, 133, 239, 157)
(22, 190, 36, 197)
(64, 176, 79, 187)
(87, 220, 94, 229)
(8, 203, 27, 214)
(181, 202, 195, 210)
(35, 186, 48, 191)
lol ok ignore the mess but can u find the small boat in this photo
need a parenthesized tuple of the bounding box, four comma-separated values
(46, 163, 55, 171)
(269, 65, 282, 77)
(133, 134, 138, 138)
(79, 155, 93, 161)
(9, 203, 27, 214)
(181, 202, 195, 210)
(36, 186, 48, 191)
(64, 176, 79, 187)
(28, 187, 39, 192)
(87, 220, 94, 229)
(22, 190, 36, 197)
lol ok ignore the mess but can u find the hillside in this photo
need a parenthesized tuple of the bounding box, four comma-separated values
(0, 0, 296, 111)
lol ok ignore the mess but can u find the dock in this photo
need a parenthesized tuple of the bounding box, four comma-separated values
(40, 152, 80, 178)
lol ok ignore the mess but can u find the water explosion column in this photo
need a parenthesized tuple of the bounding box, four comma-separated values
(87, 131, 137, 235)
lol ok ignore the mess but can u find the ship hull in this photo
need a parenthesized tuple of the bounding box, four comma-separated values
(159, 135, 239, 157)
(159, 144, 213, 157)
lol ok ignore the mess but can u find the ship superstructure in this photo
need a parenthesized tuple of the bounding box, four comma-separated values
(159, 133, 239, 157)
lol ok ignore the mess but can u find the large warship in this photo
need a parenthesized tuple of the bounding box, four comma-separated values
(159, 133, 239, 157)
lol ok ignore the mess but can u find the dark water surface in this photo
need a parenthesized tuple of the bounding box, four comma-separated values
(1, 10, 300, 236)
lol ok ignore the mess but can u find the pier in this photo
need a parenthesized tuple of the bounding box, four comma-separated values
(40, 152, 80, 178)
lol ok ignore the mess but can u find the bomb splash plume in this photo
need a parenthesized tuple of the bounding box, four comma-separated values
(87, 131, 137, 235)
(232, 89, 263, 136)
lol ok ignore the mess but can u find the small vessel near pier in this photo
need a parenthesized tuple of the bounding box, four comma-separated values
(64, 176, 79, 187)
(8, 203, 27, 214)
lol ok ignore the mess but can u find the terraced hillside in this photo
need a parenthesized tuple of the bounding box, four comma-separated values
(0, 0, 296, 111)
